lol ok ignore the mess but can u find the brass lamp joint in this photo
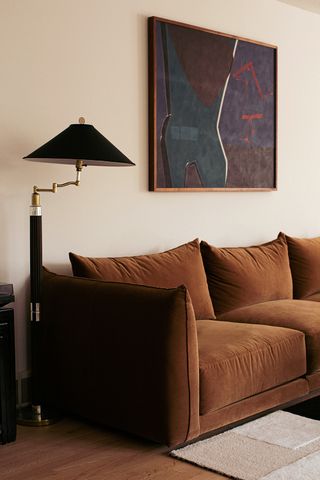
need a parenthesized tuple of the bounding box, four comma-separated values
(32, 161, 84, 201)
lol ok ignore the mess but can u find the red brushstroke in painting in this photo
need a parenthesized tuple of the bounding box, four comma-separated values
(241, 113, 264, 144)
(233, 62, 266, 99)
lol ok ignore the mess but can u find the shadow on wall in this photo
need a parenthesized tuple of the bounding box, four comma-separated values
(277, 0, 320, 15)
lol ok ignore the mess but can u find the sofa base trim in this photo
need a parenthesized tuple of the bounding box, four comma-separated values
(170, 379, 312, 449)
(172, 378, 320, 448)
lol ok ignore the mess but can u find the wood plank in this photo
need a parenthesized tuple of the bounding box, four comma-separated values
(0, 418, 227, 480)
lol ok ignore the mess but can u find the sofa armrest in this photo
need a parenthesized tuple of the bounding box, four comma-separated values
(39, 269, 200, 446)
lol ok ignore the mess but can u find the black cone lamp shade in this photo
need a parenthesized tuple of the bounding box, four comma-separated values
(24, 122, 135, 166)
(17, 119, 134, 427)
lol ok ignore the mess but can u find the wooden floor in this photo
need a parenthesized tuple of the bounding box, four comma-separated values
(0, 418, 227, 480)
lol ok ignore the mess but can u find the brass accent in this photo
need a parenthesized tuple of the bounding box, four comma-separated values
(17, 404, 60, 426)
(31, 191, 41, 207)
(32, 161, 84, 200)
(78, 117, 85, 124)
(76, 159, 83, 170)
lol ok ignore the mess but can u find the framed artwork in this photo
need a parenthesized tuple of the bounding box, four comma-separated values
(148, 17, 277, 191)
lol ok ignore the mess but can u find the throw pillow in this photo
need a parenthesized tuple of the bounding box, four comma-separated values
(200, 233, 293, 315)
(285, 233, 320, 299)
(69, 239, 214, 320)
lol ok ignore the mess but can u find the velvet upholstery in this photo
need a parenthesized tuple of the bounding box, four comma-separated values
(40, 269, 200, 446)
(197, 320, 306, 415)
(306, 372, 320, 391)
(200, 379, 309, 436)
(304, 292, 320, 302)
(285, 234, 320, 299)
(40, 231, 320, 447)
(69, 239, 214, 320)
(200, 234, 293, 315)
(219, 300, 320, 373)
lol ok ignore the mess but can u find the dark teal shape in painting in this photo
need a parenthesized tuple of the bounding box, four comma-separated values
(161, 25, 227, 188)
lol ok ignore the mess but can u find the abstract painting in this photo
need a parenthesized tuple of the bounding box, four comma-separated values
(148, 17, 277, 191)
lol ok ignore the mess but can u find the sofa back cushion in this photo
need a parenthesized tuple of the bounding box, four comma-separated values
(69, 239, 215, 320)
(285, 233, 320, 299)
(200, 234, 293, 315)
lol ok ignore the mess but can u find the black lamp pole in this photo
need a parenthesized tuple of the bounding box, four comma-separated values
(17, 118, 134, 425)
(29, 197, 43, 415)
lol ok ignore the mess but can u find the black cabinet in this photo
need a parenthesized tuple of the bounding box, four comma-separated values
(0, 308, 16, 443)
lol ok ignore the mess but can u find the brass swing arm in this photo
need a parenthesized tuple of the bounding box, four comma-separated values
(31, 160, 84, 207)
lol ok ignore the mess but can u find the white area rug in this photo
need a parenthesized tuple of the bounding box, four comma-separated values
(234, 410, 320, 449)
(171, 411, 320, 480)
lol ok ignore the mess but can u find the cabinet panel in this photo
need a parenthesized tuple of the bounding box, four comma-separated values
(0, 309, 16, 444)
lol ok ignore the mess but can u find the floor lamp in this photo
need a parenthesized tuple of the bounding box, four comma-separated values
(17, 117, 135, 426)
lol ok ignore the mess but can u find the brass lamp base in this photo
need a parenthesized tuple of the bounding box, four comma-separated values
(17, 404, 60, 426)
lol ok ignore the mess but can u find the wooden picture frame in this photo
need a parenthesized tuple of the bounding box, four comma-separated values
(148, 17, 277, 192)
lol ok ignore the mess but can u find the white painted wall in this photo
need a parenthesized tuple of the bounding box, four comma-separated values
(1, 0, 320, 374)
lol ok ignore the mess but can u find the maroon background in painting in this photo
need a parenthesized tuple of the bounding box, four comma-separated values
(168, 25, 235, 107)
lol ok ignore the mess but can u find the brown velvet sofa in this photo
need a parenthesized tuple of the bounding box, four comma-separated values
(39, 233, 320, 447)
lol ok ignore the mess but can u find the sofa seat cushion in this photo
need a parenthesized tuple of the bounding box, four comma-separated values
(219, 299, 320, 373)
(69, 239, 214, 320)
(197, 320, 306, 415)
